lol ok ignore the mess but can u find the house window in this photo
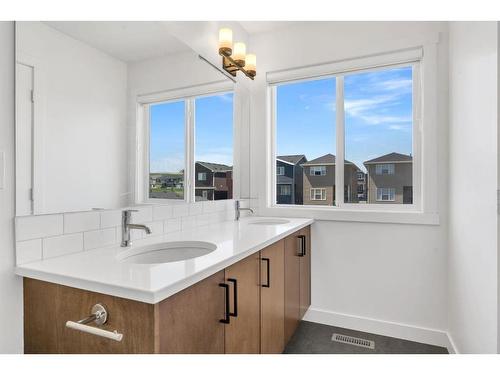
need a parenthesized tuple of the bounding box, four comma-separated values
(277, 166, 285, 176)
(279, 185, 291, 196)
(375, 164, 395, 175)
(272, 57, 418, 209)
(202, 190, 208, 200)
(143, 90, 233, 202)
(376, 188, 395, 201)
(310, 166, 327, 176)
(310, 188, 326, 201)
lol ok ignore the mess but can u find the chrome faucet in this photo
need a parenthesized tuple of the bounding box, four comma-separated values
(235, 200, 254, 221)
(121, 209, 152, 247)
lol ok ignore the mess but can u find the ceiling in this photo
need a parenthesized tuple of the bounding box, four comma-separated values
(44, 21, 191, 62)
(238, 21, 298, 35)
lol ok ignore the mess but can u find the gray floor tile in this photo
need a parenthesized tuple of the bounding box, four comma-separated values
(283, 321, 448, 354)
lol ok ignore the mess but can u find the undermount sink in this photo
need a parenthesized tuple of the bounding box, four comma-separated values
(247, 218, 290, 225)
(117, 241, 217, 264)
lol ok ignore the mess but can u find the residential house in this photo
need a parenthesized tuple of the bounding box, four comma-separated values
(195, 161, 233, 201)
(356, 171, 367, 202)
(149, 172, 184, 199)
(301, 154, 361, 205)
(363, 152, 413, 204)
(276, 155, 307, 204)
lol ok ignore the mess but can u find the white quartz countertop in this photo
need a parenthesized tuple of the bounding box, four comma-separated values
(15, 216, 313, 304)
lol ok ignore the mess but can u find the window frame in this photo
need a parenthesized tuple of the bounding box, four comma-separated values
(375, 164, 395, 175)
(310, 188, 327, 201)
(277, 166, 285, 176)
(309, 166, 327, 176)
(136, 82, 234, 204)
(198, 172, 207, 181)
(376, 187, 396, 202)
(267, 48, 427, 220)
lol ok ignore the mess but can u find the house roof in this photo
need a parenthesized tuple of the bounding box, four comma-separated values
(196, 161, 233, 172)
(276, 154, 307, 165)
(277, 175, 294, 185)
(301, 153, 336, 166)
(301, 153, 356, 166)
(363, 152, 413, 164)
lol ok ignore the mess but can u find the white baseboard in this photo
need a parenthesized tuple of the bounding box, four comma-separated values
(303, 307, 457, 354)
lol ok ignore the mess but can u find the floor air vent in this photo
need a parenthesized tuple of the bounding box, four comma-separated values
(331, 333, 375, 349)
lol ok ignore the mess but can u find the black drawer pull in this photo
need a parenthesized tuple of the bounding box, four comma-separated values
(228, 278, 238, 317)
(219, 283, 230, 324)
(262, 257, 270, 288)
(298, 235, 306, 257)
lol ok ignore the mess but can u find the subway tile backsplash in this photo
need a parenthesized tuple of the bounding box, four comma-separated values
(15, 200, 239, 265)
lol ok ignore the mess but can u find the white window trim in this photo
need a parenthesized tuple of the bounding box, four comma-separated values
(375, 164, 395, 175)
(198, 172, 207, 181)
(135, 82, 234, 204)
(309, 166, 326, 176)
(277, 166, 285, 176)
(376, 188, 396, 202)
(310, 188, 326, 201)
(265, 45, 440, 225)
(279, 185, 291, 196)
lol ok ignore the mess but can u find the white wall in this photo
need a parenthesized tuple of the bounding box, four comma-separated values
(0, 21, 23, 353)
(448, 22, 498, 353)
(17, 22, 128, 214)
(248, 22, 450, 346)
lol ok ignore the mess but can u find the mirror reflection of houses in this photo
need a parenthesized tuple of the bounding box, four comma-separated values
(149, 172, 184, 199)
(363, 152, 413, 204)
(195, 161, 233, 201)
(276, 155, 307, 204)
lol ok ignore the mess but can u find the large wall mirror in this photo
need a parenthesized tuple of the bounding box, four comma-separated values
(15, 21, 250, 216)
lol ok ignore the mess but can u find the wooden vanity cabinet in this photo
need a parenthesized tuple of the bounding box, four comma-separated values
(260, 240, 285, 354)
(223, 252, 261, 353)
(284, 226, 312, 345)
(24, 225, 311, 354)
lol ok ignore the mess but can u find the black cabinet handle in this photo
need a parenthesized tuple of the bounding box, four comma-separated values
(298, 235, 306, 257)
(227, 278, 238, 317)
(262, 258, 270, 288)
(219, 283, 230, 324)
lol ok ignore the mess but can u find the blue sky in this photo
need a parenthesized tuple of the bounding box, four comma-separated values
(277, 66, 413, 172)
(149, 93, 233, 173)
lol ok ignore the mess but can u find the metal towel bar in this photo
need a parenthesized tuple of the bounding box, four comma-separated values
(65, 303, 123, 342)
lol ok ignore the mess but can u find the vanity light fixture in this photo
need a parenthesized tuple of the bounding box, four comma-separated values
(218, 28, 256, 80)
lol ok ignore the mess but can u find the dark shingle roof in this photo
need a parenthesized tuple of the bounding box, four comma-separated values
(277, 176, 294, 184)
(196, 161, 233, 172)
(276, 155, 307, 165)
(301, 153, 336, 166)
(363, 152, 412, 164)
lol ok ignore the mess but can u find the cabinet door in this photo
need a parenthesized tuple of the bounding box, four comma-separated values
(260, 240, 285, 354)
(284, 232, 301, 345)
(224, 253, 261, 353)
(299, 226, 311, 319)
(155, 271, 225, 353)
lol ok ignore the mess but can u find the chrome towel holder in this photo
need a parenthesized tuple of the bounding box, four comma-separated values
(65, 303, 123, 342)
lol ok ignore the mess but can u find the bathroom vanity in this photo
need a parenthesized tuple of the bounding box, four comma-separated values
(19, 218, 312, 354)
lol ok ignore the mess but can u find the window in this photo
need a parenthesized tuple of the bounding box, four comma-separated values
(375, 164, 395, 175)
(145, 90, 233, 202)
(275, 77, 336, 206)
(310, 188, 326, 201)
(279, 185, 291, 196)
(195, 93, 233, 201)
(377, 188, 395, 201)
(310, 166, 327, 176)
(149, 100, 185, 200)
(273, 60, 418, 209)
(277, 166, 285, 176)
(357, 185, 364, 194)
